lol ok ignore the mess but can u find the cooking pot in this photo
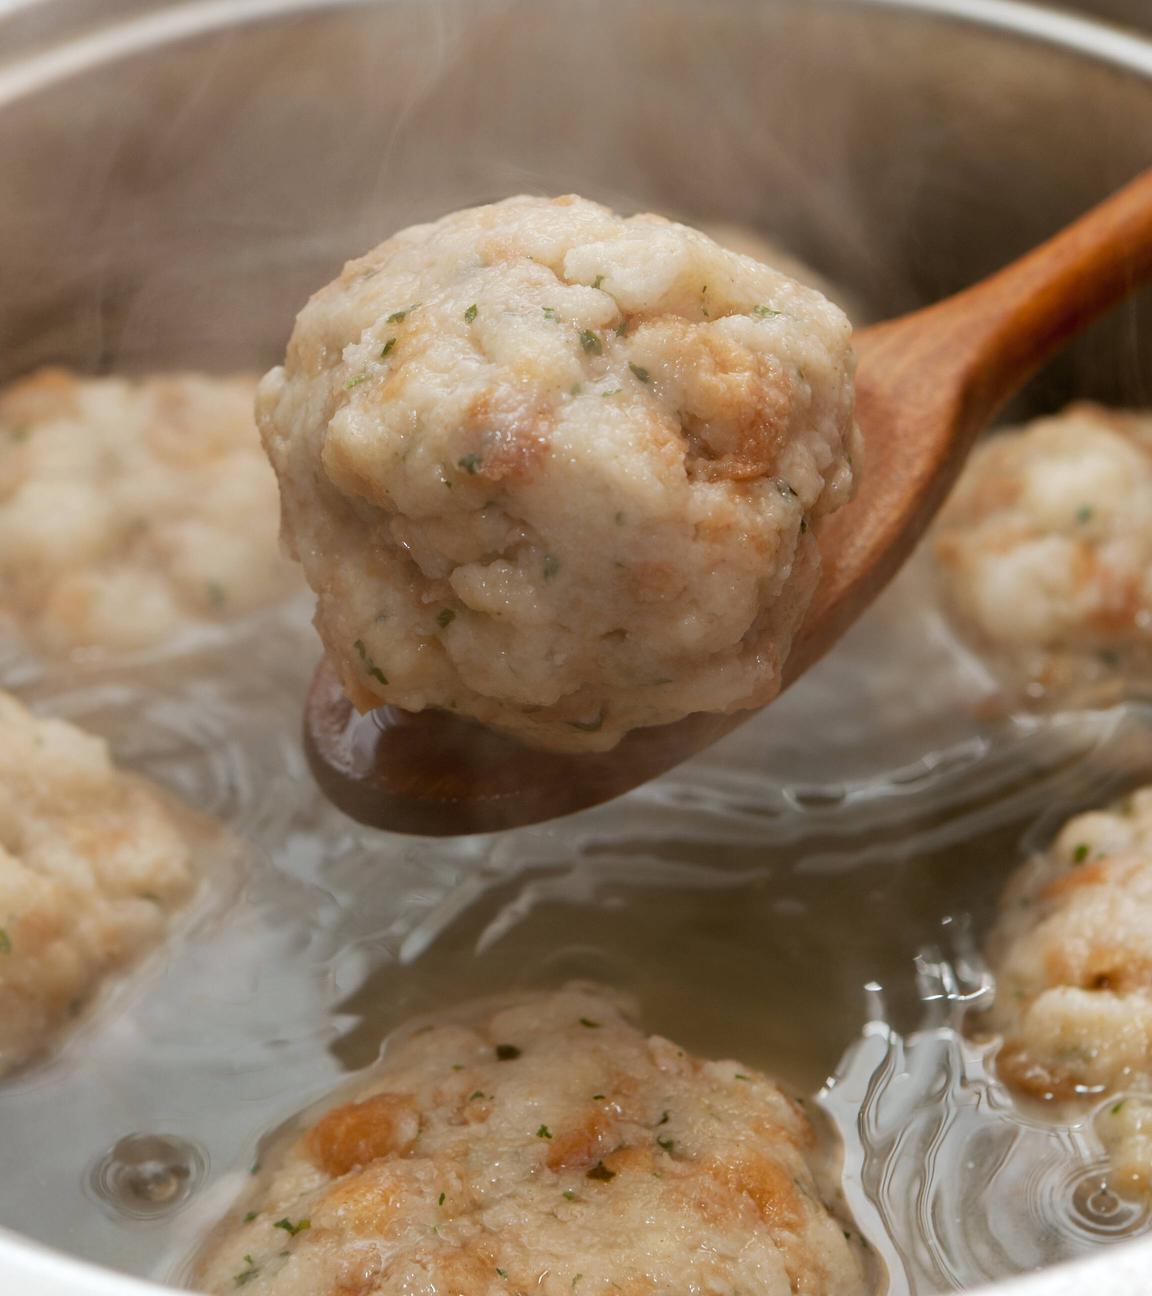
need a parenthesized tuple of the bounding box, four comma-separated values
(0, 1, 1150, 1293)
(1056, 1, 1152, 30)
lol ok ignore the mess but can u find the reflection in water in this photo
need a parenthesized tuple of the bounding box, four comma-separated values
(0, 561, 1151, 1291)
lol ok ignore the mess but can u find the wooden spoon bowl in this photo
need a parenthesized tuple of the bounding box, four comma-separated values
(306, 167, 1152, 836)
(305, 660, 737, 836)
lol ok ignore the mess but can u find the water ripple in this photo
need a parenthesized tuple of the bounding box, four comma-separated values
(824, 930, 1151, 1293)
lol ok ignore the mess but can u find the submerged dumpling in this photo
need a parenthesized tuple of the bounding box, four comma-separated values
(0, 690, 202, 1074)
(194, 988, 869, 1295)
(987, 787, 1152, 1193)
(259, 195, 858, 752)
(0, 368, 300, 656)
(934, 403, 1152, 706)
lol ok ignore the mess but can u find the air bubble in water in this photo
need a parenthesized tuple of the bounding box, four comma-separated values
(1070, 1170, 1150, 1239)
(88, 1134, 206, 1219)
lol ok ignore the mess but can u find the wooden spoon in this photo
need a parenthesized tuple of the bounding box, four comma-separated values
(306, 168, 1152, 836)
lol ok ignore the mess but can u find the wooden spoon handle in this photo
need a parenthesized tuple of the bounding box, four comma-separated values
(968, 165, 1152, 418)
(792, 166, 1152, 683)
(864, 165, 1152, 429)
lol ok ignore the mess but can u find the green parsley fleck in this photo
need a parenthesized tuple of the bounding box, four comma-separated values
(563, 1189, 578, 1200)
(1112, 1100, 1128, 1115)
(469, 1090, 485, 1100)
(0, 929, 11, 955)
(586, 1161, 616, 1182)
(579, 1017, 600, 1029)
(628, 363, 650, 383)
(592, 1094, 606, 1101)
(379, 337, 397, 358)
(734, 1073, 750, 1081)
(592, 275, 605, 289)
(464, 303, 478, 324)
(353, 638, 388, 686)
(243, 1211, 258, 1223)
(1076, 505, 1093, 524)
(580, 329, 603, 356)
(602, 388, 623, 397)
(615, 319, 629, 337)
(656, 1136, 675, 1153)
(752, 305, 784, 318)
(437, 607, 457, 628)
(345, 372, 368, 389)
(543, 554, 561, 580)
(543, 307, 558, 321)
(234, 1256, 260, 1288)
(273, 1217, 310, 1237)
(567, 709, 605, 733)
(573, 1275, 584, 1290)
(438, 1191, 446, 1205)
(457, 452, 483, 474)
(536, 1124, 553, 1139)
(496, 1044, 522, 1061)
(386, 306, 416, 324)
(496, 1269, 508, 1279)
(1073, 843, 1090, 863)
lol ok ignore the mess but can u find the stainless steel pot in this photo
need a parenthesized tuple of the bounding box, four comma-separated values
(0, 1, 1150, 1293)
(1057, 0, 1152, 30)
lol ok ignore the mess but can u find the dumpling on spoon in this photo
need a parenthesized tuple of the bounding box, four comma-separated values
(260, 196, 858, 752)
(700, 221, 865, 323)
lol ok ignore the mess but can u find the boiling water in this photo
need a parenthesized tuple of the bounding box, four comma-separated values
(2, 553, 1151, 1294)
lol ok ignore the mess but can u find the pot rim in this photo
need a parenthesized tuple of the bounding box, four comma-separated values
(1, 0, 1152, 106)
(0, 1, 1149, 1292)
